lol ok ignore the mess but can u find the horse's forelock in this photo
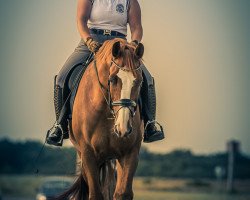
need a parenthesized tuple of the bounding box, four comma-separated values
(123, 47, 137, 76)
(95, 38, 127, 60)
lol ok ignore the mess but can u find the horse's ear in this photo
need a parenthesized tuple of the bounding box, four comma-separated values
(112, 41, 121, 58)
(135, 43, 144, 59)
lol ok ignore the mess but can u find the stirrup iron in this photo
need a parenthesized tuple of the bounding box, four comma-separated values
(46, 122, 64, 146)
(145, 120, 164, 133)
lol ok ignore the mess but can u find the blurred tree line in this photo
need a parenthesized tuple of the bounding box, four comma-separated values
(0, 138, 250, 179)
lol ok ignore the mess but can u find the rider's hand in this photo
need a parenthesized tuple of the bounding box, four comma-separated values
(85, 37, 101, 53)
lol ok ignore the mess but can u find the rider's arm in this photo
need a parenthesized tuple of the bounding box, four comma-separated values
(77, 0, 92, 42)
(128, 0, 143, 42)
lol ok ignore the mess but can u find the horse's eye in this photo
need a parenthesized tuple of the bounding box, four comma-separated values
(109, 76, 118, 85)
(133, 80, 142, 87)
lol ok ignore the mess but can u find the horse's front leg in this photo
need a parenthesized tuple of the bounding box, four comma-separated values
(113, 150, 139, 200)
(81, 147, 104, 200)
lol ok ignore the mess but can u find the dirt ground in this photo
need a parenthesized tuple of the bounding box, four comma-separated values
(0, 175, 250, 200)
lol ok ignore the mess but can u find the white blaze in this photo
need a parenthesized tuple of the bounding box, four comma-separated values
(115, 69, 135, 136)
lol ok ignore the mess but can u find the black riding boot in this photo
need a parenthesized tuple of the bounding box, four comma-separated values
(46, 78, 69, 146)
(140, 70, 165, 143)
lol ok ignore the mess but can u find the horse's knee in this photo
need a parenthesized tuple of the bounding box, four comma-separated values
(114, 192, 133, 200)
(89, 193, 104, 200)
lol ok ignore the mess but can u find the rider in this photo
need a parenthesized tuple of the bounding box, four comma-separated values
(46, 0, 165, 146)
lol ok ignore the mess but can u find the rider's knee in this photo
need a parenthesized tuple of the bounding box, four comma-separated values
(55, 73, 64, 88)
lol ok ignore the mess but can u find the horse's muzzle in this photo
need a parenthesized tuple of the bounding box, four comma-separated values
(112, 99, 136, 137)
(114, 124, 133, 138)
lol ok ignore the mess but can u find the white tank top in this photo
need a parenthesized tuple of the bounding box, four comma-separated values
(88, 0, 130, 35)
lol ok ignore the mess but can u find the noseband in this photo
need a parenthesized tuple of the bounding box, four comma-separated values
(93, 57, 141, 119)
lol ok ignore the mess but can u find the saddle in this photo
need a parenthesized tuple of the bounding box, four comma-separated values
(58, 54, 94, 122)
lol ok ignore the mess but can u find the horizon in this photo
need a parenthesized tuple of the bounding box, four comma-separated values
(0, 0, 250, 154)
(0, 136, 248, 156)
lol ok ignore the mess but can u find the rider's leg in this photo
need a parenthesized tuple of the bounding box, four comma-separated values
(140, 65, 165, 143)
(46, 77, 69, 146)
(46, 40, 91, 146)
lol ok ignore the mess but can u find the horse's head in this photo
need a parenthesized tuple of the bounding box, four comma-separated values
(97, 38, 144, 137)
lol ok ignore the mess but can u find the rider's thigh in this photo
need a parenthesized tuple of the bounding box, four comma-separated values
(56, 41, 90, 87)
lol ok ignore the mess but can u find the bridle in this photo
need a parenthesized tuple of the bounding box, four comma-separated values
(93, 57, 142, 119)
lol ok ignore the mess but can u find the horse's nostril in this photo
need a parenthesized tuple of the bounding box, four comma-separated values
(114, 125, 118, 131)
(128, 126, 132, 134)
(124, 126, 133, 137)
(114, 125, 120, 137)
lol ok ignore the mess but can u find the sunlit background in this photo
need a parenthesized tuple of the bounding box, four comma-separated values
(0, 0, 249, 154)
(0, 1, 250, 200)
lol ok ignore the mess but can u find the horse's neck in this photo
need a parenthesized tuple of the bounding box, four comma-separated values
(94, 59, 110, 88)
(81, 59, 110, 111)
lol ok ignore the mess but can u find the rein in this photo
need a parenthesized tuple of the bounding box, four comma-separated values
(93, 56, 141, 119)
(93, 59, 113, 111)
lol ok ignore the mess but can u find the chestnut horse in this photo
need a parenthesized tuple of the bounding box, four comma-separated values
(59, 38, 144, 200)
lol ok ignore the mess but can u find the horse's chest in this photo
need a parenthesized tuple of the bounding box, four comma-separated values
(91, 133, 135, 159)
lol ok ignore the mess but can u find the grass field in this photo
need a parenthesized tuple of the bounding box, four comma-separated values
(0, 175, 250, 200)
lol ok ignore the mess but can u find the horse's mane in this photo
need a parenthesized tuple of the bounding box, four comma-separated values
(95, 38, 141, 75)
